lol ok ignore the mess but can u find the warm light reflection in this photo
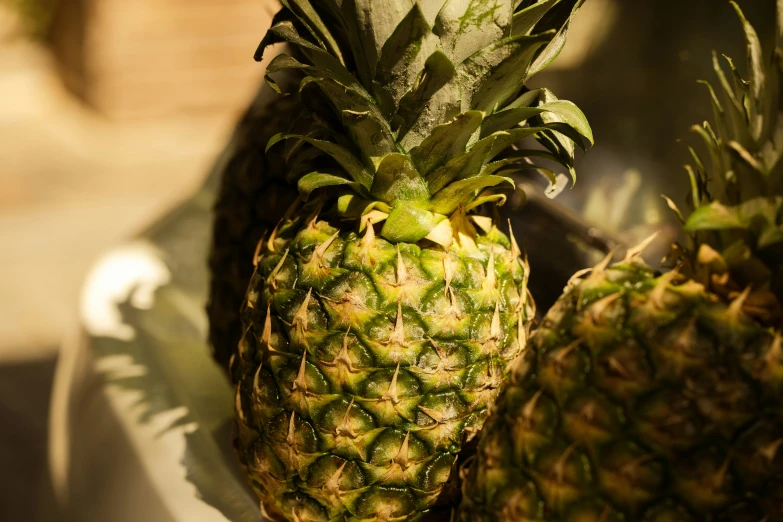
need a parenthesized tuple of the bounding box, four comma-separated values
(79, 242, 170, 341)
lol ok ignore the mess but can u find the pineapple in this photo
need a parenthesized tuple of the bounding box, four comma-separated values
(208, 80, 340, 369)
(230, 1, 592, 520)
(459, 2, 783, 521)
(208, 88, 301, 369)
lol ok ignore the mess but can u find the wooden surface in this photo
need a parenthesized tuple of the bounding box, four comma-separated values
(50, 0, 275, 119)
(0, 11, 266, 361)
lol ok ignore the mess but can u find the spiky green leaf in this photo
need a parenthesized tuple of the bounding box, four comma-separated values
(397, 50, 461, 150)
(480, 106, 546, 137)
(374, 3, 435, 115)
(527, 0, 583, 77)
(340, 108, 397, 166)
(337, 194, 390, 218)
(728, 140, 766, 174)
(292, 76, 396, 163)
(429, 175, 514, 214)
(697, 79, 728, 150)
(370, 153, 430, 203)
(713, 52, 752, 147)
(281, 0, 345, 64)
(479, 148, 575, 180)
(427, 126, 554, 193)
(267, 133, 373, 188)
(458, 31, 553, 112)
(355, 0, 417, 79)
(313, 0, 373, 86)
(380, 202, 440, 241)
(505, 87, 543, 109)
(480, 99, 592, 142)
(684, 164, 706, 210)
(264, 39, 367, 99)
(662, 195, 686, 224)
(434, 0, 515, 64)
(511, 0, 560, 36)
(690, 123, 724, 178)
(410, 111, 484, 176)
(298, 172, 356, 200)
(425, 135, 497, 193)
(540, 100, 593, 144)
(731, 2, 765, 104)
(530, 90, 587, 181)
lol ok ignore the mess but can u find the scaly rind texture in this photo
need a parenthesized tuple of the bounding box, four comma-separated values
(234, 217, 533, 521)
(208, 91, 300, 369)
(208, 84, 332, 368)
(460, 258, 783, 521)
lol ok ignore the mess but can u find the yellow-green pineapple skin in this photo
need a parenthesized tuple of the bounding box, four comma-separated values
(460, 1, 783, 518)
(233, 216, 532, 520)
(460, 257, 783, 521)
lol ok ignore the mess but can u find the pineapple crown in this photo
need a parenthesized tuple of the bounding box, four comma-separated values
(670, 1, 783, 291)
(257, 0, 593, 247)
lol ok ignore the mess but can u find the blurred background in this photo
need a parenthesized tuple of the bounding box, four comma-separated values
(0, 0, 774, 520)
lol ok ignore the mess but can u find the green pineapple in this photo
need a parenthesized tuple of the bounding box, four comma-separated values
(459, 2, 783, 520)
(230, 1, 592, 520)
(208, 88, 299, 370)
(208, 82, 334, 369)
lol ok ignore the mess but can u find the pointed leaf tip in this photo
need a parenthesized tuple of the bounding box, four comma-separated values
(661, 195, 686, 224)
(265, 133, 373, 189)
(684, 201, 745, 232)
(430, 175, 514, 215)
(370, 153, 430, 204)
(729, 0, 765, 101)
(297, 172, 355, 200)
(541, 100, 593, 145)
(380, 203, 440, 243)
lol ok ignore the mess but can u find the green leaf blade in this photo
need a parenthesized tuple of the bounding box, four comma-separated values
(684, 201, 746, 231)
(375, 3, 435, 115)
(410, 111, 484, 176)
(434, 0, 515, 64)
(380, 202, 440, 242)
(267, 133, 374, 189)
(458, 31, 553, 113)
(370, 153, 430, 203)
(297, 172, 355, 200)
(396, 50, 462, 150)
(511, 0, 560, 36)
(730, 1, 765, 103)
(527, 0, 583, 78)
(429, 175, 514, 214)
(480, 99, 592, 143)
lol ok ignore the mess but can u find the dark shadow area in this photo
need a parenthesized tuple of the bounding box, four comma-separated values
(0, 356, 59, 522)
(538, 0, 776, 208)
(516, 0, 777, 310)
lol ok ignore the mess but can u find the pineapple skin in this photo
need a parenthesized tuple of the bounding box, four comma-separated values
(208, 82, 329, 369)
(222, 1, 590, 518)
(232, 216, 533, 521)
(207, 92, 299, 369)
(460, 257, 783, 521)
